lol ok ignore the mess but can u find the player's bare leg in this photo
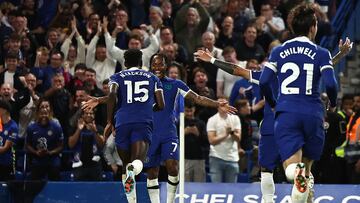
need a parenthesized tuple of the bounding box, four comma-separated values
(147, 167, 160, 203)
(283, 149, 309, 203)
(260, 167, 275, 203)
(165, 159, 179, 203)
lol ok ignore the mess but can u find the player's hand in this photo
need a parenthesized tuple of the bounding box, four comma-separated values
(218, 99, 237, 114)
(194, 49, 213, 62)
(338, 37, 353, 56)
(81, 97, 99, 111)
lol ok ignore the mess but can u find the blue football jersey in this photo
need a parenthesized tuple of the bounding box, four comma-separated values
(251, 71, 278, 135)
(109, 67, 163, 127)
(0, 120, 18, 166)
(261, 36, 336, 119)
(153, 77, 190, 137)
(26, 120, 64, 165)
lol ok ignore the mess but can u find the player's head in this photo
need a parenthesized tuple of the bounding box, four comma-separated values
(287, 3, 317, 40)
(150, 53, 167, 78)
(124, 49, 143, 68)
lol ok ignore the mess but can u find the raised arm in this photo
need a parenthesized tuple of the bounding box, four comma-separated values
(194, 49, 251, 79)
(332, 37, 353, 66)
(86, 27, 101, 68)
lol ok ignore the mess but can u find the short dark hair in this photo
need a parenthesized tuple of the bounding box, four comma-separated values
(124, 49, 143, 68)
(50, 50, 65, 59)
(74, 63, 87, 71)
(287, 3, 317, 36)
(9, 33, 21, 42)
(0, 99, 12, 113)
(103, 78, 110, 85)
(85, 68, 96, 74)
(149, 53, 167, 69)
(5, 51, 19, 60)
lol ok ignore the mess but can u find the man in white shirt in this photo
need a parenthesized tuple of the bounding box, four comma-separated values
(207, 99, 241, 182)
(85, 23, 116, 88)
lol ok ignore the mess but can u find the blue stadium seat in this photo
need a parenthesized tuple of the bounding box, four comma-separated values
(102, 171, 114, 181)
(60, 171, 74, 181)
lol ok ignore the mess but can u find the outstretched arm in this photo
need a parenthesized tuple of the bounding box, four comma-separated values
(185, 90, 237, 114)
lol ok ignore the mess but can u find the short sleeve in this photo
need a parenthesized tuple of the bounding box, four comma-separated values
(231, 115, 241, 130)
(154, 76, 163, 91)
(249, 70, 262, 85)
(319, 49, 334, 72)
(54, 123, 64, 141)
(177, 80, 190, 97)
(206, 117, 216, 132)
(264, 46, 280, 73)
(108, 74, 119, 87)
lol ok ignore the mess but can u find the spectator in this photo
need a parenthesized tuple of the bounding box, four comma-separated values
(60, 17, 86, 76)
(338, 94, 354, 123)
(345, 94, 360, 183)
(235, 23, 265, 63)
(44, 74, 72, 138)
(215, 16, 241, 49)
(18, 73, 39, 141)
(0, 82, 30, 123)
(259, 2, 285, 36)
(174, 1, 210, 54)
(207, 98, 241, 183)
(0, 51, 25, 91)
(161, 0, 174, 28)
(41, 50, 71, 93)
(103, 127, 122, 181)
(159, 26, 188, 65)
(184, 101, 208, 182)
(0, 99, 18, 181)
(86, 22, 117, 87)
(104, 17, 159, 70)
(80, 12, 101, 44)
(190, 67, 217, 123)
(26, 99, 64, 181)
(167, 62, 187, 82)
(111, 8, 131, 50)
(45, 28, 61, 51)
(216, 46, 245, 98)
(68, 108, 105, 181)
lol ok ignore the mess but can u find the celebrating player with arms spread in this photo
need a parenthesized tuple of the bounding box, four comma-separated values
(194, 14, 352, 203)
(145, 53, 236, 203)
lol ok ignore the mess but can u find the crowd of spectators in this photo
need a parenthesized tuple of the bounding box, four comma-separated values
(0, 0, 358, 184)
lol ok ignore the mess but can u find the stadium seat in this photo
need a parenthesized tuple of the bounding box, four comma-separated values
(102, 171, 114, 181)
(60, 171, 74, 181)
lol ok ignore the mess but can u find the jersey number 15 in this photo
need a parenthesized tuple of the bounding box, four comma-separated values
(281, 62, 314, 95)
(124, 80, 149, 103)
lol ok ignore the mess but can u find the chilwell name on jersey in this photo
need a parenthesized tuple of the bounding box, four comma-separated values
(119, 71, 152, 78)
(280, 46, 317, 60)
